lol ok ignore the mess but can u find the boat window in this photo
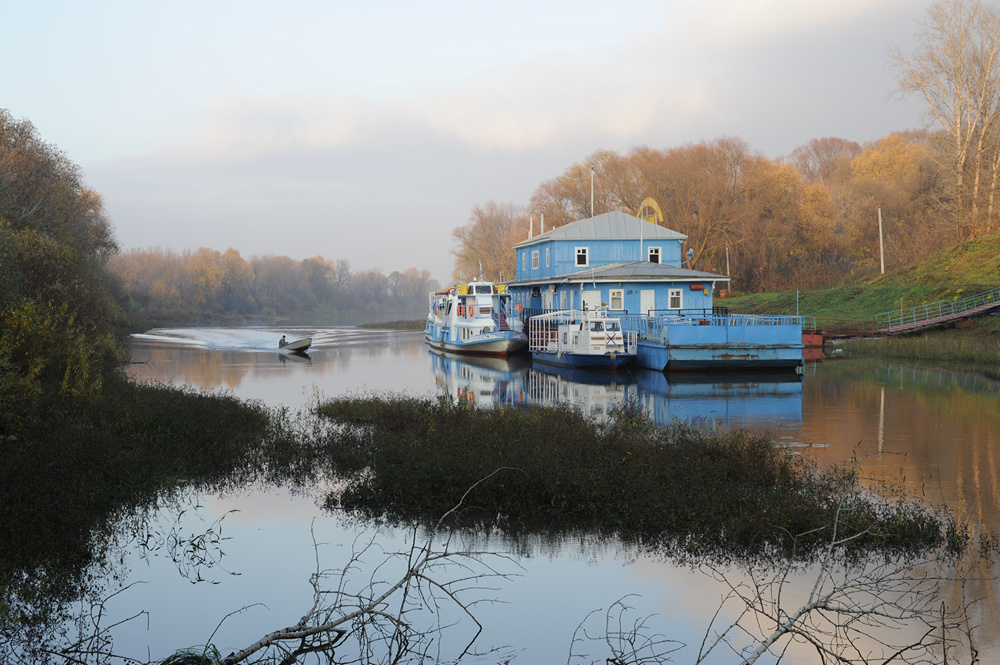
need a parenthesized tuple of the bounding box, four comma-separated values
(476, 285, 493, 294)
(606, 321, 620, 331)
(590, 322, 604, 332)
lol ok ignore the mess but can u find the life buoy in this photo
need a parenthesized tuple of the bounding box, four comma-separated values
(469, 305, 476, 317)
(458, 304, 464, 316)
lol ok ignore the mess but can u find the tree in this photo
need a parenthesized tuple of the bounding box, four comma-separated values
(891, 0, 1000, 240)
(788, 137, 862, 186)
(0, 109, 128, 412)
(451, 200, 527, 283)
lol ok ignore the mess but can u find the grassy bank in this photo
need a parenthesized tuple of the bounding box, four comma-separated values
(315, 394, 952, 557)
(839, 316, 1000, 368)
(723, 234, 1000, 321)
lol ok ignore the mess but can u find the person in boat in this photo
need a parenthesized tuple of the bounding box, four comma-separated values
(279, 335, 287, 348)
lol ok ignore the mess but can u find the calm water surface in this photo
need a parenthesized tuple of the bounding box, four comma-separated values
(113, 326, 1000, 663)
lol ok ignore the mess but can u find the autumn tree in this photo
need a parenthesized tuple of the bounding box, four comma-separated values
(788, 137, 861, 185)
(451, 200, 528, 283)
(891, 0, 1000, 239)
(528, 149, 631, 228)
(0, 110, 128, 410)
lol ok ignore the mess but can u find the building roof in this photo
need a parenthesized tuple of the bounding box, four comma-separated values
(513, 210, 687, 248)
(511, 261, 729, 287)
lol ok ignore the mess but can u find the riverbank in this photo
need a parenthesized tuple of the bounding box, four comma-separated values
(834, 316, 1000, 369)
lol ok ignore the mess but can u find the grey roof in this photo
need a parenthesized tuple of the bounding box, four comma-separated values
(513, 210, 687, 248)
(512, 261, 729, 287)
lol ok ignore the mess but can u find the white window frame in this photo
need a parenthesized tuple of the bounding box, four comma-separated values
(668, 288, 682, 310)
(522, 252, 526, 271)
(648, 246, 661, 264)
(531, 250, 539, 270)
(609, 288, 624, 310)
(545, 247, 550, 267)
(575, 246, 589, 267)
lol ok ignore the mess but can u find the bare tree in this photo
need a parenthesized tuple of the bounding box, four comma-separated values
(891, 0, 1000, 240)
(693, 457, 986, 665)
(451, 200, 527, 283)
(212, 473, 521, 665)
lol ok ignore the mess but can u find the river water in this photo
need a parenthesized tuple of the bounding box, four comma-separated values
(112, 326, 1000, 663)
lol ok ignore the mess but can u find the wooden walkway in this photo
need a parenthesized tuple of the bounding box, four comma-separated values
(804, 286, 1000, 340)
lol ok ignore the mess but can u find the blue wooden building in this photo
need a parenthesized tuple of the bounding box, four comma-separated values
(508, 210, 729, 315)
(506, 211, 804, 372)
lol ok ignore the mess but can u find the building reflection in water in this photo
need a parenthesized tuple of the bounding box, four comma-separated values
(428, 347, 803, 429)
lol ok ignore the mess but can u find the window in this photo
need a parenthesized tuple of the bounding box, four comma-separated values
(545, 247, 550, 267)
(648, 247, 661, 264)
(668, 289, 682, 310)
(522, 252, 526, 271)
(532, 250, 539, 269)
(575, 247, 588, 267)
(610, 289, 624, 310)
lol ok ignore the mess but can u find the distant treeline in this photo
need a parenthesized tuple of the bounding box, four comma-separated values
(111, 248, 439, 326)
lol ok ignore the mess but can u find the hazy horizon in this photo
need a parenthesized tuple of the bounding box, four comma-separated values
(4, 0, 943, 284)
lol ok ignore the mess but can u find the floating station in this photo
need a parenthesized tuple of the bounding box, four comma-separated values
(504, 207, 804, 372)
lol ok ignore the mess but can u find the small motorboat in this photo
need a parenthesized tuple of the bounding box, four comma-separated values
(279, 336, 312, 353)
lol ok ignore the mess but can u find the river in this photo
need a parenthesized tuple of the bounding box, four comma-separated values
(111, 326, 1000, 663)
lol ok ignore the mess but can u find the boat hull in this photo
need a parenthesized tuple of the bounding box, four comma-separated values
(531, 350, 634, 371)
(425, 333, 527, 357)
(279, 337, 312, 353)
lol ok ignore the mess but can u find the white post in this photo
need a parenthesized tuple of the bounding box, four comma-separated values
(878, 208, 885, 275)
(529, 216, 533, 239)
(541, 213, 544, 234)
(590, 165, 595, 217)
(726, 246, 730, 276)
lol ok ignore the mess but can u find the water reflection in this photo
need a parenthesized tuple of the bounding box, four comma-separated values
(112, 328, 1000, 662)
(429, 347, 804, 429)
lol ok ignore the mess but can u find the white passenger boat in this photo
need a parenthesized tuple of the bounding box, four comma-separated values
(424, 279, 528, 357)
(528, 308, 637, 370)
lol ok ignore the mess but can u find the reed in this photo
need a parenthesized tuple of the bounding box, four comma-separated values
(315, 394, 948, 557)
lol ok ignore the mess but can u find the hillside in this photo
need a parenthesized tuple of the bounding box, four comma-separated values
(723, 234, 1000, 322)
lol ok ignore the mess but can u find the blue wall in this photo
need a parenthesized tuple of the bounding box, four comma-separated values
(516, 237, 684, 282)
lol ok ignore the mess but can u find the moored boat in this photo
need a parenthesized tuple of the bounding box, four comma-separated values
(528, 307, 637, 370)
(424, 279, 528, 357)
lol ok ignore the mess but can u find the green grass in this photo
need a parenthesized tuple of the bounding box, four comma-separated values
(723, 233, 1000, 321)
(842, 316, 1000, 368)
(315, 394, 949, 558)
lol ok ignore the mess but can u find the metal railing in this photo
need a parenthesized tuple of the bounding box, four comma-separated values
(875, 286, 1000, 331)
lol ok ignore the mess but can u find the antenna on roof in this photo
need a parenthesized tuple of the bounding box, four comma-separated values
(541, 213, 544, 234)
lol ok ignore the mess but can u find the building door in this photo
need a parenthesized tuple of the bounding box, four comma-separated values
(542, 289, 554, 311)
(641, 290, 655, 316)
(582, 290, 601, 310)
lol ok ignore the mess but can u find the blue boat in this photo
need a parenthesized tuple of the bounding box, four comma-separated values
(528, 308, 637, 371)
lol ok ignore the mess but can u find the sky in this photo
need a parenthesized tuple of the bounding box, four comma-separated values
(2, 0, 952, 284)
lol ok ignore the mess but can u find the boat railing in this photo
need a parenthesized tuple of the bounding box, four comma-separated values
(630, 313, 806, 339)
